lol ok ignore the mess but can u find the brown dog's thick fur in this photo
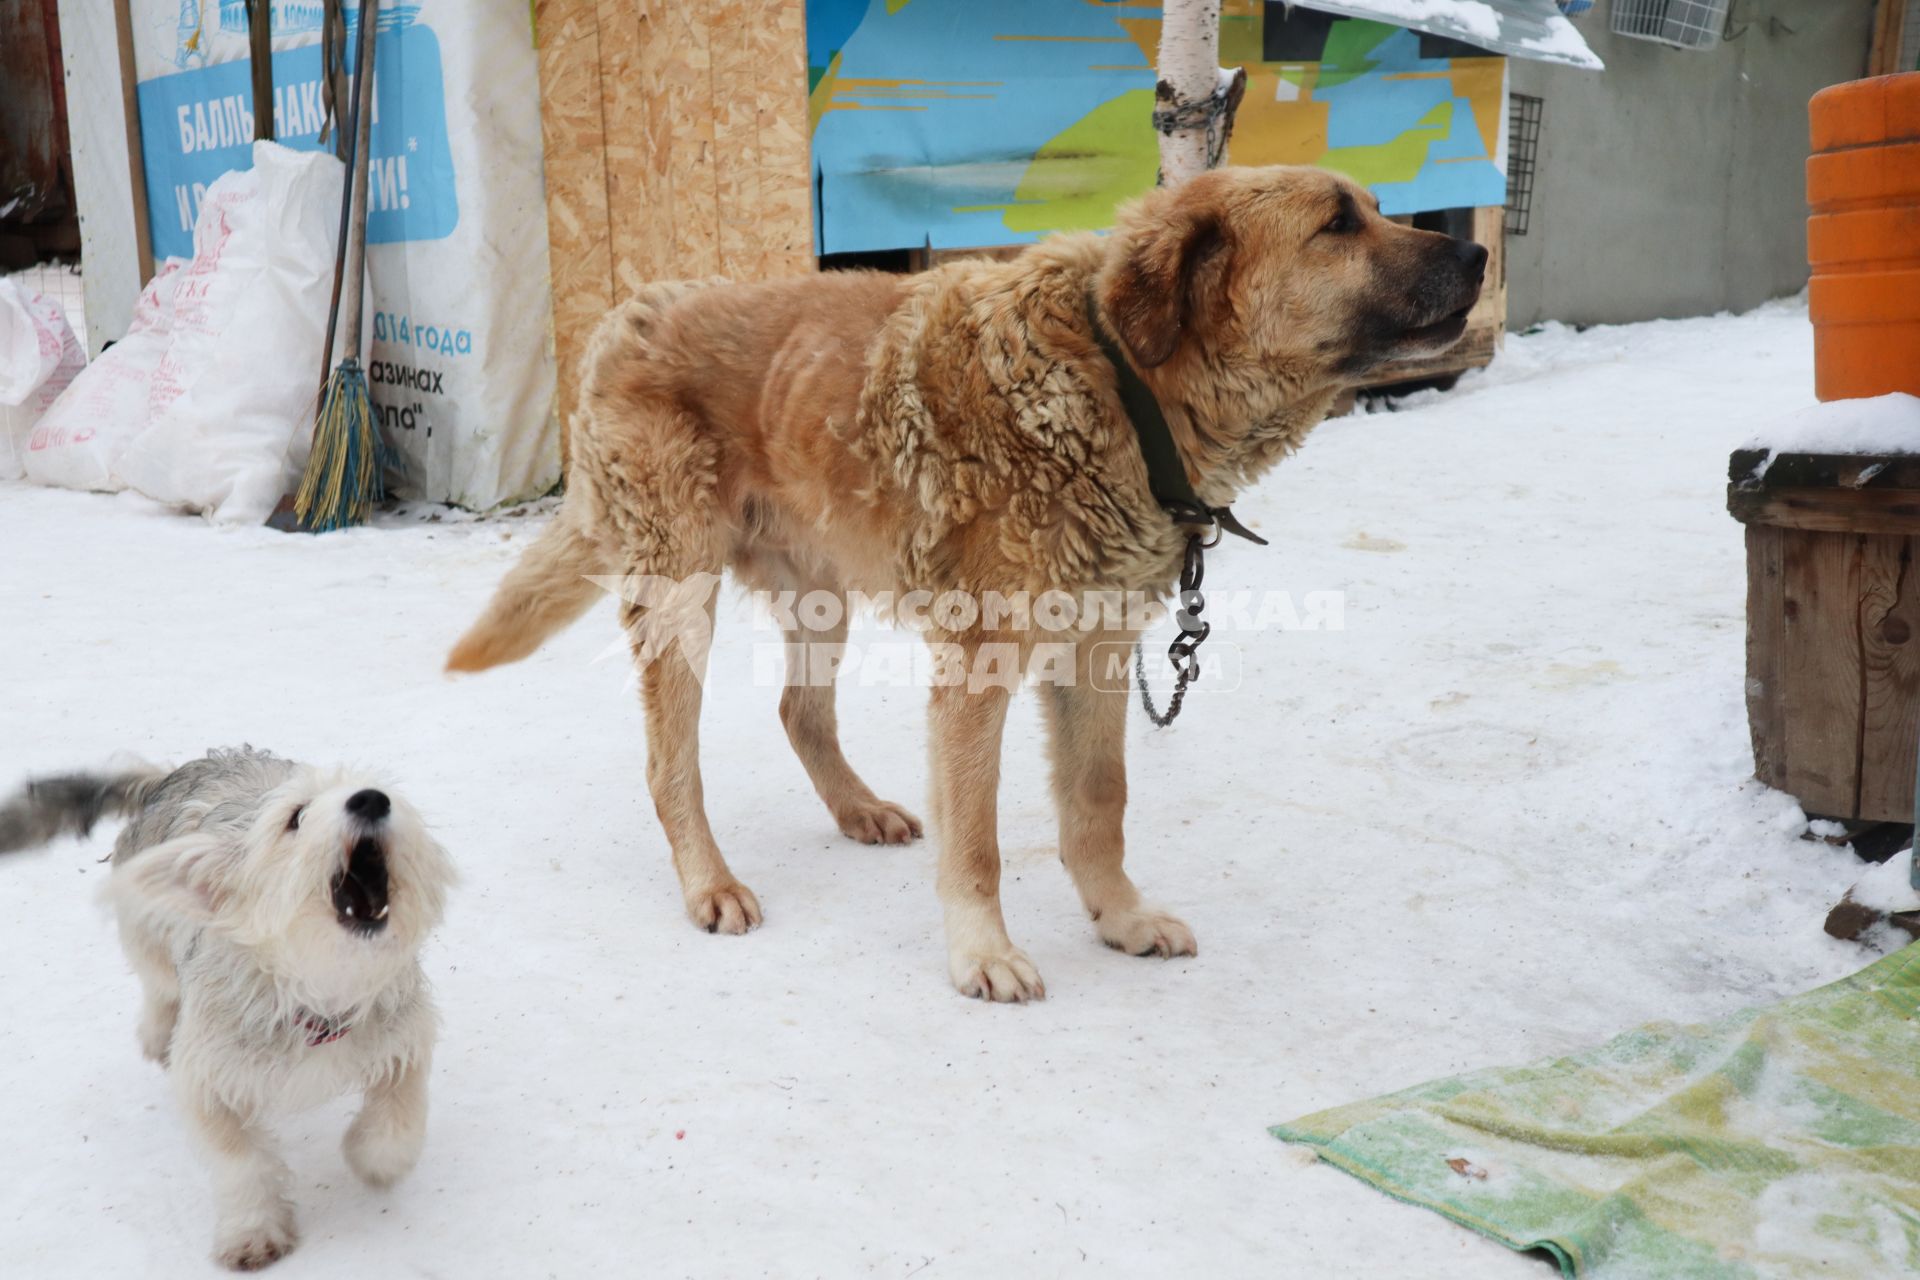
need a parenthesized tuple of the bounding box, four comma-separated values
(449, 165, 1482, 1000)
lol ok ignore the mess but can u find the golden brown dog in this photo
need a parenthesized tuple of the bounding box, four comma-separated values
(448, 165, 1483, 1001)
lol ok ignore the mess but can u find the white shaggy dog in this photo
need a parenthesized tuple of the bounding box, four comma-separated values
(0, 748, 454, 1271)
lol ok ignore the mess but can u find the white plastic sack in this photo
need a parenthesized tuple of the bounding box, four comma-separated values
(0, 281, 87, 479)
(23, 260, 182, 494)
(127, 1, 559, 509)
(113, 142, 342, 522)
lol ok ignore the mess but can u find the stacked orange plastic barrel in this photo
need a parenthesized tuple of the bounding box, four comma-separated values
(1806, 72, 1920, 401)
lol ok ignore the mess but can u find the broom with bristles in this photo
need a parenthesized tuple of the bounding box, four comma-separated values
(295, 0, 381, 533)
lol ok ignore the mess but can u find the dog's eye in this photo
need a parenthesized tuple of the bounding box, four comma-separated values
(1323, 212, 1358, 236)
(287, 805, 305, 832)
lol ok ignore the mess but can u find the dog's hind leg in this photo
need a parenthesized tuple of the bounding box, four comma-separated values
(344, 1053, 429, 1188)
(1041, 635, 1195, 960)
(626, 567, 762, 934)
(184, 1091, 297, 1271)
(930, 676, 1044, 1001)
(583, 388, 760, 933)
(119, 918, 179, 1065)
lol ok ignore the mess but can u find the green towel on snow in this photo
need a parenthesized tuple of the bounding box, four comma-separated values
(1273, 945, 1920, 1278)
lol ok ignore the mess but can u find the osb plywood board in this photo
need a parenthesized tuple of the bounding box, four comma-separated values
(535, 0, 612, 439)
(758, 0, 813, 276)
(537, 0, 814, 451)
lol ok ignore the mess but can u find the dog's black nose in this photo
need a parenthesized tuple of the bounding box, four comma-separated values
(346, 789, 390, 821)
(1454, 238, 1489, 281)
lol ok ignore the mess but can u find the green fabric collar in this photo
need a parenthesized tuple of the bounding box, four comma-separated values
(1085, 290, 1267, 546)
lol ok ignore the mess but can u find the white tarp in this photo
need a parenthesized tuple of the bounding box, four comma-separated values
(21, 261, 182, 495)
(123, 0, 560, 510)
(1293, 0, 1605, 69)
(114, 144, 344, 522)
(0, 281, 87, 478)
(25, 143, 345, 523)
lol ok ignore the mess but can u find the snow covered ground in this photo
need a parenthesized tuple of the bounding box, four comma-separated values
(0, 297, 1888, 1278)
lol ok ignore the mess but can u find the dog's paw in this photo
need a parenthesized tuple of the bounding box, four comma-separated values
(835, 799, 923, 846)
(344, 1113, 425, 1189)
(214, 1214, 297, 1272)
(1097, 906, 1197, 958)
(686, 882, 763, 935)
(949, 945, 1046, 1003)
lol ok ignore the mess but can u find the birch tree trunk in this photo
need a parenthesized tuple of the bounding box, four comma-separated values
(1154, 0, 1246, 186)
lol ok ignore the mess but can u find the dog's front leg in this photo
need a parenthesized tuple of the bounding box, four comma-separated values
(780, 608, 923, 845)
(1042, 636, 1196, 959)
(344, 1053, 429, 1188)
(930, 677, 1044, 1001)
(184, 1090, 297, 1271)
(118, 918, 180, 1065)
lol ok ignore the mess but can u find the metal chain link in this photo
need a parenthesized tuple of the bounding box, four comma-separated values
(1136, 532, 1213, 727)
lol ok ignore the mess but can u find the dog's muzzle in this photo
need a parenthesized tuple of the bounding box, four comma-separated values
(331, 833, 391, 935)
(1398, 239, 1487, 347)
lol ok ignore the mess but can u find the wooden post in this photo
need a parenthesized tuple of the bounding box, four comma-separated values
(112, 0, 153, 288)
(246, 0, 274, 140)
(1868, 0, 1910, 76)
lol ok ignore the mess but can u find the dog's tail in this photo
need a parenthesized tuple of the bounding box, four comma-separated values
(446, 505, 609, 673)
(0, 765, 168, 854)
(447, 282, 717, 676)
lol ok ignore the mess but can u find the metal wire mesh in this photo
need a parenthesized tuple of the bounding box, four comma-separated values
(1610, 0, 1728, 50)
(1505, 94, 1543, 237)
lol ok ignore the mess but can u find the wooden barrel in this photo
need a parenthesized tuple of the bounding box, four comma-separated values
(1807, 73, 1920, 402)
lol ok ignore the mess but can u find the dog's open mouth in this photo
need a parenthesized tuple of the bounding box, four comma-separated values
(331, 836, 390, 935)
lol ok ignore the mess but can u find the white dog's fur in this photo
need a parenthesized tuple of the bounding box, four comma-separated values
(0, 748, 454, 1271)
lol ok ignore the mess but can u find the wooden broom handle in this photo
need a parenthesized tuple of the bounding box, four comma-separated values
(247, 0, 274, 140)
(342, 0, 378, 359)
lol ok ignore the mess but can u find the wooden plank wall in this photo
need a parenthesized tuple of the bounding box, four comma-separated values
(1859, 534, 1920, 820)
(1777, 529, 1866, 818)
(1745, 524, 1790, 794)
(534, 0, 814, 450)
(1745, 524, 1920, 824)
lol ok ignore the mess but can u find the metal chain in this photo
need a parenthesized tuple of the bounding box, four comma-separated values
(1136, 532, 1213, 727)
(1150, 73, 1244, 170)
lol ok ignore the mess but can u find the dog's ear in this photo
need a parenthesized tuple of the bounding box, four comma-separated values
(105, 834, 230, 928)
(1105, 190, 1232, 369)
